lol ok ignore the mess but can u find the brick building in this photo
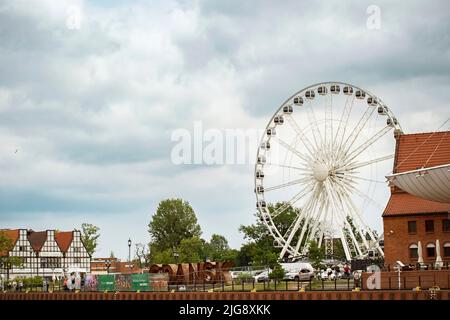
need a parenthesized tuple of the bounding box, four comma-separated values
(91, 257, 144, 274)
(383, 131, 450, 267)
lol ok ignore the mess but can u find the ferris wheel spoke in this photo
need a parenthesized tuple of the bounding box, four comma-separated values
(295, 192, 326, 252)
(322, 182, 352, 260)
(285, 115, 317, 159)
(334, 95, 355, 156)
(341, 154, 394, 172)
(327, 184, 364, 257)
(265, 162, 312, 172)
(344, 174, 386, 184)
(334, 176, 384, 211)
(340, 126, 393, 166)
(299, 190, 328, 254)
(279, 184, 319, 258)
(334, 181, 385, 257)
(327, 182, 365, 258)
(324, 93, 334, 165)
(338, 105, 377, 160)
(270, 182, 315, 219)
(295, 187, 324, 253)
(264, 176, 312, 192)
(305, 100, 325, 158)
(272, 136, 314, 165)
(333, 182, 383, 256)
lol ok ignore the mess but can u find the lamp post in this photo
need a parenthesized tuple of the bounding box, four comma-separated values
(128, 239, 132, 261)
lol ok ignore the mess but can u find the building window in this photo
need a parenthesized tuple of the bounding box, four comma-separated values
(409, 244, 418, 259)
(443, 219, 450, 232)
(408, 221, 417, 234)
(444, 243, 450, 257)
(426, 243, 436, 257)
(425, 220, 434, 233)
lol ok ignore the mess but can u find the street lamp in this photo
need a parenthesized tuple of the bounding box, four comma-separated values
(128, 238, 132, 263)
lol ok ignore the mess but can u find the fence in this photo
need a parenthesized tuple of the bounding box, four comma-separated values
(2, 271, 450, 293)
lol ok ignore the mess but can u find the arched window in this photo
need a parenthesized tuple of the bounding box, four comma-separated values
(444, 243, 450, 257)
(409, 244, 418, 259)
(426, 243, 436, 257)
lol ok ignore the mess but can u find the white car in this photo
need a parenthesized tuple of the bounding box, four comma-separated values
(253, 270, 270, 282)
(284, 268, 315, 281)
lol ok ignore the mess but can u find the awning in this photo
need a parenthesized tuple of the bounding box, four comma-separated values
(386, 164, 450, 203)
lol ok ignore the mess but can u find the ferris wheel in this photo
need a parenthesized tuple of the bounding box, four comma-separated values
(254, 82, 402, 261)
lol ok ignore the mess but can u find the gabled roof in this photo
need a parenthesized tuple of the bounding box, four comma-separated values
(384, 131, 450, 216)
(27, 231, 47, 252)
(393, 131, 450, 174)
(383, 192, 450, 216)
(55, 231, 73, 252)
(0, 229, 20, 256)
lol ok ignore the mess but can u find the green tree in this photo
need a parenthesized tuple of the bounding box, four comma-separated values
(0, 231, 24, 280)
(80, 223, 100, 256)
(178, 237, 206, 263)
(238, 201, 300, 267)
(148, 199, 201, 252)
(151, 247, 176, 264)
(269, 262, 285, 281)
(205, 234, 237, 262)
(307, 240, 325, 269)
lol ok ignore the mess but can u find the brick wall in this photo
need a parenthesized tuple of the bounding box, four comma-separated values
(383, 213, 450, 266)
(1, 290, 449, 300)
(361, 270, 450, 290)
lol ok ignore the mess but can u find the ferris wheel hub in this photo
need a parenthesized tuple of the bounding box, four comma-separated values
(313, 162, 329, 182)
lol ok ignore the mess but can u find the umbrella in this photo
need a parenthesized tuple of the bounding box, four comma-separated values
(417, 241, 424, 265)
(435, 239, 443, 269)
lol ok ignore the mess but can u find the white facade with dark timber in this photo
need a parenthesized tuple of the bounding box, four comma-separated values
(0, 229, 91, 279)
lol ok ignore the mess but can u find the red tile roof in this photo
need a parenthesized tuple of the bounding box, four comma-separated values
(0, 229, 19, 256)
(27, 231, 47, 251)
(385, 131, 450, 216)
(55, 231, 73, 252)
(383, 192, 450, 216)
(393, 131, 450, 174)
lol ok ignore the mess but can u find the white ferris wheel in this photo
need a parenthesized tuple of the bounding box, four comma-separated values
(254, 82, 403, 261)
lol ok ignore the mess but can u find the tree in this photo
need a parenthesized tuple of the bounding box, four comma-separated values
(151, 247, 176, 264)
(238, 201, 300, 267)
(205, 234, 237, 262)
(109, 251, 115, 258)
(0, 231, 24, 280)
(135, 243, 150, 267)
(178, 237, 206, 263)
(148, 199, 201, 252)
(307, 240, 325, 269)
(80, 223, 100, 256)
(269, 262, 285, 281)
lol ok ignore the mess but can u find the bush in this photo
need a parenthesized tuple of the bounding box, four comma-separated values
(237, 272, 253, 283)
(269, 264, 285, 281)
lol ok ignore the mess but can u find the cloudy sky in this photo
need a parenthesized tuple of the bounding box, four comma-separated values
(0, 0, 449, 259)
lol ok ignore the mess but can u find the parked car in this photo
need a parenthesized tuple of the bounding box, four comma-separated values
(284, 267, 314, 281)
(253, 270, 270, 282)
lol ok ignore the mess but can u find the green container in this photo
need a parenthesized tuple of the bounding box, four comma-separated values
(131, 274, 149, 291)
(98, 275, 116, 291)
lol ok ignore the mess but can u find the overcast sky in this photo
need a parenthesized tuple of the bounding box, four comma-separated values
(0, 0, 449, 259)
